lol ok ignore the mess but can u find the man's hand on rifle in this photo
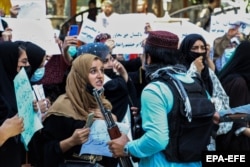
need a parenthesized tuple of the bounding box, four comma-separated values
(108, 133, 130, 158)
(243, 128, 250, 137)
(213, 111, 220, 124)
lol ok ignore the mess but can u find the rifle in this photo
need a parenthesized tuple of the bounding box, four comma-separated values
(92, 88, 133, 167)
(220, 113, 250, 122)
(219, 104, 250, 122)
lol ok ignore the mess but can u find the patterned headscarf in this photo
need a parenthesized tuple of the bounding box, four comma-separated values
(77, 42, 110, 61)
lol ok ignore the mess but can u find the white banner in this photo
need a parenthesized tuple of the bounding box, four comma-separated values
(5, 18, 61, 55)
(11, 0, 46, 19)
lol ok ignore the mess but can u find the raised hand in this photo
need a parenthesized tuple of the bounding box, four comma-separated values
(0, 115, 24, 146)
(112, 59, 128, 82)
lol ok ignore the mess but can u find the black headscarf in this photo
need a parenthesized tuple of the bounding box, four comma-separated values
(218, 40, 250, 86)
(0, 42, 20, 120)
(0, 19, 8, 37)
(179, 33, 213, 95)
(25, 42, 46, 75)
(14, 41, 46, 76)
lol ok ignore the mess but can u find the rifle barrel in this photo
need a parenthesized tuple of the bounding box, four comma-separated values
(220, 114, 250, 122)
(92, 88, 134, 167)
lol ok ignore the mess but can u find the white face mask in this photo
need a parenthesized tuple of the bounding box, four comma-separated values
(30, 67, 45, 82)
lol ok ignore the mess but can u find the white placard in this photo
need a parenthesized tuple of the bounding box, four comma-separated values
(4, 18, 61, 55)
(78, 14, 156, 54)
(78, 18, 106, 44)
(32, 84, 45, 101)
(14, 68, 43, 150)
(11, 0, 46, 19)
(210, 13, 250, 39)
(80, 120, 129, 157)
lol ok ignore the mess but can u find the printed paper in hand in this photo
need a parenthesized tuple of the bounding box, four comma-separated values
(80, 120, 129, 157)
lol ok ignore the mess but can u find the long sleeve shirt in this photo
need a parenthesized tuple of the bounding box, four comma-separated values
(127, 73, 202, 167)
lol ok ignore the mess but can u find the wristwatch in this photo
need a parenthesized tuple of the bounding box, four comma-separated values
(123, 144, 130, 156)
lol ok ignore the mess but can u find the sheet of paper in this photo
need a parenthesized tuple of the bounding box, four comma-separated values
(210, 13, 250, 40)
(32, 84, 46, 122)
(11, 0, 46, 19)
(14, 68, 43, 150)
(4, 18, 61, 55)
(80, 120, 129, 157)
(78, 14, 151, 54)
(78, 18, 105, 44)
(32, 84, 45, 100)
(108, 14, 149, 54)
(219, 104, 250, 116)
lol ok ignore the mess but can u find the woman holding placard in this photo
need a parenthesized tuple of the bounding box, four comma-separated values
(0, 41, 29, 166)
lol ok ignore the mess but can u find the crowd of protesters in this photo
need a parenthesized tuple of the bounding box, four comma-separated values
(0, 0, 250, 167)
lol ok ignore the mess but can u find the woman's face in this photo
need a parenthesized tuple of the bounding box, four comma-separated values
(191, 40, 206, 54)
(16, 47, 29, 72)
(103, 53, 114, 69)
(88, 59, 104, 89)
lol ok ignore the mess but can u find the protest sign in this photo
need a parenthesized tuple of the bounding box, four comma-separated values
(14, 68, 43, 150)
(5, 18, 61, 55)
(11, 0, 46, 19)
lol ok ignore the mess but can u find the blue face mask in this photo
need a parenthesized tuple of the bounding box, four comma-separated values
(30, 67, 45, 82)
(223, 47, 235, 60)
(68, 46, 77, 57)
